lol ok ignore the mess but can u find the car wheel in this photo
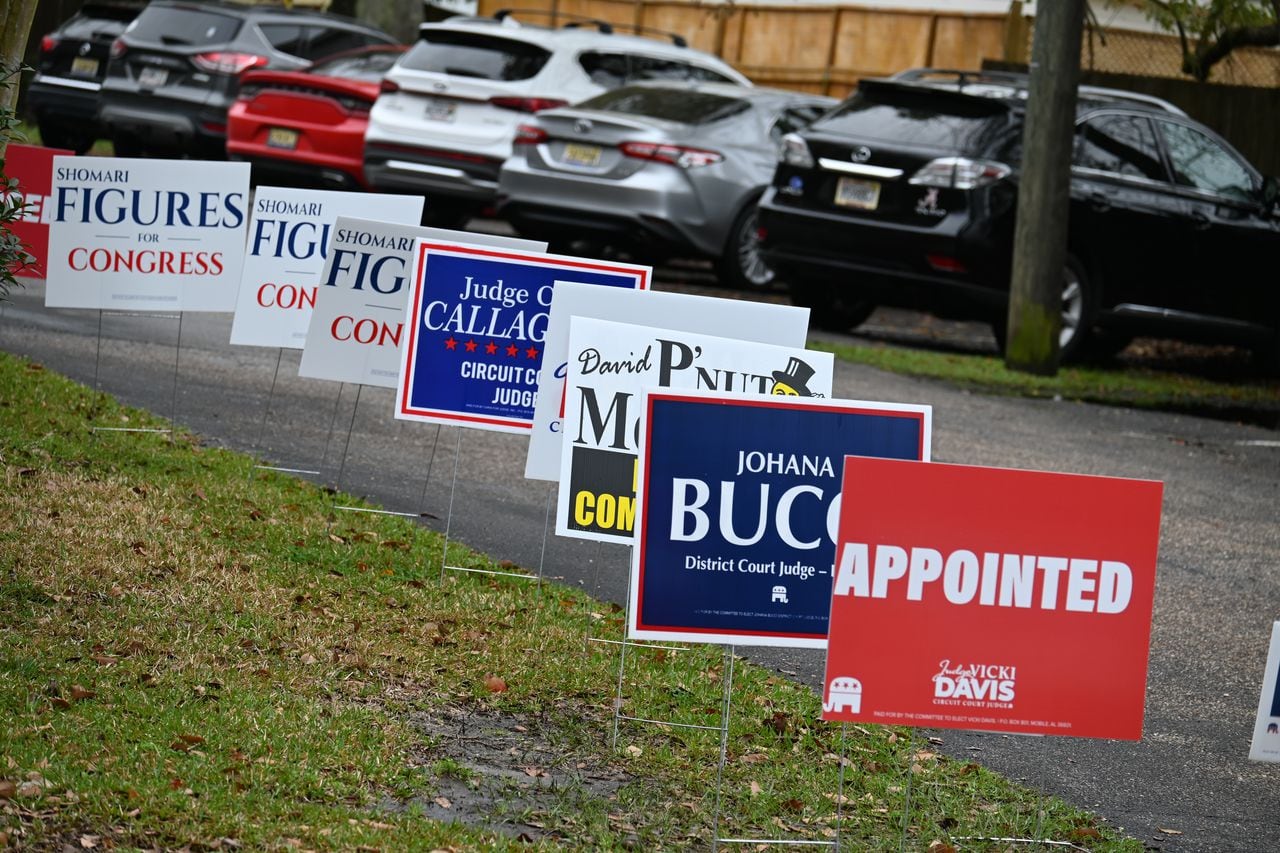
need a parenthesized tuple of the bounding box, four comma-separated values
(788, 279, 875, 332)
(994, 254, 1096, 361)
(716, 203, 774, 290)
(37, 121, 94, 155)
(110, 134, 142, 158)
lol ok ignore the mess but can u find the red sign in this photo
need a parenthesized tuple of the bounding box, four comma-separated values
(822, 456, 1162, 740)
(4, 144, 72, 279)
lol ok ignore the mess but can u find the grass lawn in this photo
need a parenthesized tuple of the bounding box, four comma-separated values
(0, 353, 1144, 850)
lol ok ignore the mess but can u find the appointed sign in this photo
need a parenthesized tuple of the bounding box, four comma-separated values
(821, 457, 1162, 740)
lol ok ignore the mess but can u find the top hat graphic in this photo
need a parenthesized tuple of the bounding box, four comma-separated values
(771, 357, 817, 397)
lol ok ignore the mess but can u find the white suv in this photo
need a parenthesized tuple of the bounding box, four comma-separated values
(363, 11, 750, 224)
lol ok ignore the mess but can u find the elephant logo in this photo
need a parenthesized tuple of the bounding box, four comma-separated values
(823, 676, 862, 713)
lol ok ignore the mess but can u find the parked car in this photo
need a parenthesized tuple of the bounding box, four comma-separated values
(99, 0, 396, 159)
(25, 0, 146, 153)
(226, 45, 405, 189)
(498, 82, 834, 289)
(758, 68, 1280, 363)
(364, 10, 751, 225)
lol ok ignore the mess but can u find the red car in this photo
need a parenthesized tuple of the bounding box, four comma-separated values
(227, 45, 405, 190)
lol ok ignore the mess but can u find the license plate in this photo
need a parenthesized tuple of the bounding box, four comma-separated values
(138, 66, 168, 88)
(266, 127, 299, 150)
(834, 176, 880, 210)
(424, 99, 455, 122)
(562, 142, 602, 167)
(71, 57, 99, 77)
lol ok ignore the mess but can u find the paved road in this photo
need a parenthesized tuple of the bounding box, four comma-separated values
(2, 275, 1278, 852)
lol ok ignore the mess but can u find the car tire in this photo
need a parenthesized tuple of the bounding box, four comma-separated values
(788, 278, 875, 332)
(37, 121, 95, 155)
(715, 202, 775, 290)
(993, 253, 1096, 362)
(110, 134, 142, 158)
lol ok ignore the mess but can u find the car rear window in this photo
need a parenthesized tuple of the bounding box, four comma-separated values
(126, 5, 242, 46)
(61, 5, 139, 40)
(576, 87, 749, 124)
(399, 31, 550, 81)
(817, 84, 1011, 151)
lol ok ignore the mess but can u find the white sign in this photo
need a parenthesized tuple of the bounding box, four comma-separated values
(1250, 622, 1280, 762)
(229, 187, 423, 349)
(45, 156, 251, 311)
(525, 283, 811, 481)
(558, 317, 834, 544)
(298, 217, 545, 388)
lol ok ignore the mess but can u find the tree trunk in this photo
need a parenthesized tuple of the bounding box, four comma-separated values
(1, 0, 39, 116)
(1004, 0, 1085, 375)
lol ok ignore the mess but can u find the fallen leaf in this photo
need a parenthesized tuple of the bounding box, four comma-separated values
(782, 798, 804, 813)
(521, 766, 546, 778)
(70, 686, 96, 702)
(1069, 828, 1103, 841)
(434, 796, 452, 809)
(91, 655, 117, 667)
(927, 843, 957, 853)
(16, 781, 41, 798)
(624, 745, 642, 758)
(79, 834, 100, 848)
(484, 674, 507, 693)
(328, 533, 346, 545)
(740, 753, 768, 764)
(1157, 828, 1184, 836)
(179, 734, 205, 745)
(749, 781, 762, 797)
(0, 780, 14, 799)
(51, 697, 72, 710)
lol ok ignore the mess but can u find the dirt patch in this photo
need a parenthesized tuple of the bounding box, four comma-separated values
(387, 704, 632, 842)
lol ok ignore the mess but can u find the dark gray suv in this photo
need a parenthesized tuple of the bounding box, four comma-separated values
(99, 0, 395, 158)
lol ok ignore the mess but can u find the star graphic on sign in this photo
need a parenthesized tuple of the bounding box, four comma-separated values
(464, 339, 477, 352)
(485, 341, 498, 355)
(525, 346, 539, 359)
(505, 343, 519, 357)
(444, 337, 458, 351)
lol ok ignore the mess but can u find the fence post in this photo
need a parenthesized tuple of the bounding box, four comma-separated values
(1004, 0, 1031, 64)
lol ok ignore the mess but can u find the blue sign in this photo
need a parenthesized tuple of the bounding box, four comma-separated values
(396, 243, 648, 433)
(629, 391, 932, 648)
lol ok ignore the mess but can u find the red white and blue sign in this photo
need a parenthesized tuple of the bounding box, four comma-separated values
(822, 456, 1162, 740)
(628, 391, 932, 649)
(3, 143, 72, 280)
(395, 242, 649, 433)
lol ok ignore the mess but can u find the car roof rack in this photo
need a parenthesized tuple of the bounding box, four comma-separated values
(1076, 85, 1187, 116)
(491, 8, 688, 46)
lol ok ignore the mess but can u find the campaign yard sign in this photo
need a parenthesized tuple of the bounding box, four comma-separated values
(524, 283, 811, 481)
(4, 143, 73, 280)
(629, 391, 931, 649)
(297, 217, 545, 388)
(559, 317, 834, 545)
(822, 457, 1163, 740)
(396, 243, 649, 433)
(1249, 622, 1280, 762)
(46, 156, 251, 311)
(229, 187, 422, 348)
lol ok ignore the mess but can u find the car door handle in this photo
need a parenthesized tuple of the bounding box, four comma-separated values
(1186, 210, 1212, 231)
(1087, 192, 1111, 212)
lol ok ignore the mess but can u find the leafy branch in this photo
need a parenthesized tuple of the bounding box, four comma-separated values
(1, 62, 35, 302)
(1144, 0, 1280, 81)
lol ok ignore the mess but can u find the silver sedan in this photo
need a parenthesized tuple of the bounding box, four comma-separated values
(497, 82, 834, 289)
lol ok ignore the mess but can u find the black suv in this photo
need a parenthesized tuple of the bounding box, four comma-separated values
(758, 69, 1280, 363)
(99, 0, 396, 158)
(26, 1, 146, 153)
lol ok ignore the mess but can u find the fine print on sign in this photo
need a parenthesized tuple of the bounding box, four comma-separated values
(1249, 622, 1280, 762)
(396, 243, 649, 433)
(298, 216, 545, 389)
(558, 316, 834, 545)
(45, 156, 251, 311)
(3, 143, 73, 280)
(629, 391, 932, 649)
(229, 187, 423, 349)
(822, 457, 1163, 741)
(524, 282, 812, 481)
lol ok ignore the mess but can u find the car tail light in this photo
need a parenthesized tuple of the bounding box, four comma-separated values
(109, 38, 127, 60)
(620, 141, 723, 169)
(779, 133, 814, 168)
(909, 157, 1011, 189)
(513, 124, 547, 145)
(488, 96, 568, 113)
(200, 120, 227, 134)
(192, 52, 268, 75)
(379, 78, 399, 94)
(926, 253, 969, 273)
(40, 35, 58, 54)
